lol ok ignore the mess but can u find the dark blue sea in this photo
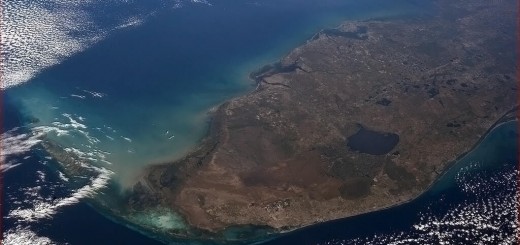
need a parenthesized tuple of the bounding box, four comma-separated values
(1, 0, 517, 244)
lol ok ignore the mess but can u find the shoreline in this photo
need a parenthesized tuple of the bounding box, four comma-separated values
(20, 0, 516, 242)
(244, 118, 517, 245)
(115, 114, 519, 244)
(127, 0, 517, 239)
(268, 117, 518, 238)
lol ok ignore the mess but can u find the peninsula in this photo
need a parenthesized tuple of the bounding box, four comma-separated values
(127, 0, 517, 239)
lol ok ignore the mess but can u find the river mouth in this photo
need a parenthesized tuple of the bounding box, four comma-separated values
(347, 126, 399, 155)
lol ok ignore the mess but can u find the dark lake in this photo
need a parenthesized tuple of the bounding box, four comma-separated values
(347, 126, 399, 155)
(262, 121, 517, 245)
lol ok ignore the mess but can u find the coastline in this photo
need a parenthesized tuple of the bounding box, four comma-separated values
(126, 105, 518, 244)
(259, 121, 519, 245)
(274, 117, 518, 234)
(125, 0, 511, 239)
(11, 0, 519, 243)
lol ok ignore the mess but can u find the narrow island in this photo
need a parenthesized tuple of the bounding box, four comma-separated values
(126, 0, 517, 240)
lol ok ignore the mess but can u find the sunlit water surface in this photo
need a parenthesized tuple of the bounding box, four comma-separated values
(6, 1, 513, 244)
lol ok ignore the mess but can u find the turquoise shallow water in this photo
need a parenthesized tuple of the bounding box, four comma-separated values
(2, 0, 517, 243)
(3, 118, 513, 244)
(5, 0, 429, 186)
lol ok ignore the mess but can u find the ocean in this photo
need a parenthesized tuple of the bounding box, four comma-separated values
(261, 121, 518, 245)
(1, 0, 516, 244)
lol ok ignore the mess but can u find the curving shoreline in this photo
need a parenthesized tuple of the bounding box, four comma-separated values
(126, 0, 517, 241)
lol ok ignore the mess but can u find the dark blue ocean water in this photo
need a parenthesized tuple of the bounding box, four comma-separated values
(261, 121, 518, 245)
(3, 0, 516, 244)
(4, 100, 517, 244)
(5, 0, 431, 186)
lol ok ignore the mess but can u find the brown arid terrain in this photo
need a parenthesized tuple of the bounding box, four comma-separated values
(127, 0, 517, 237)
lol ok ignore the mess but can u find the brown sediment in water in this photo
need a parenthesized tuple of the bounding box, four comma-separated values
(127, 0, 518, 238)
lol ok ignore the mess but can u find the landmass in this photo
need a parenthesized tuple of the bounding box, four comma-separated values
(127, 0, 517, 239)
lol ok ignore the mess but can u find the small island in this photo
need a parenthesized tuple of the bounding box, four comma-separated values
(127, 0, 517, 240)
